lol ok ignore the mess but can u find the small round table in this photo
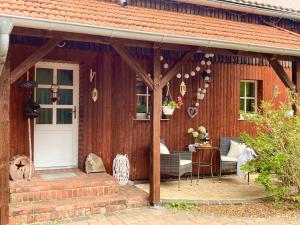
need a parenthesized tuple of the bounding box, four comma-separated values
(191, 145, 220, 183)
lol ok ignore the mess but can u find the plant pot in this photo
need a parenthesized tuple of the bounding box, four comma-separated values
(136, 113, 148, 120)
(162, 106, 175, 116)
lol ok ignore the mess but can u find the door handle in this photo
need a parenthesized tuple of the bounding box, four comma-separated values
(72, 106, 77, 119)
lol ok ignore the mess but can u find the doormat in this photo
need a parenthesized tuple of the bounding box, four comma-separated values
(41, 172, 77, 180)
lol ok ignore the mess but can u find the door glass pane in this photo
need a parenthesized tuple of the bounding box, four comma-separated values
(36, 88, 52, 104)
(57, 108, 72, 124)
(36, 68, 53, 85)
(246, 99, 256, 112)
(36, 108, 52, 124)
(57, 89, 73, 105)
(57, 69, 73, 86)
(240, 82, 245, 97)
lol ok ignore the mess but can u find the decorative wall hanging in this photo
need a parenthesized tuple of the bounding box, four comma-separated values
(113, 154, 130, 186)
(187, 106, 198, 119)
(90, 69, 98, 102)
(50, 84, 59, 103)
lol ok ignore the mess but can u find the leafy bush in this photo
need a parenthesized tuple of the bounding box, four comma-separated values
(241, 92, 300, 204)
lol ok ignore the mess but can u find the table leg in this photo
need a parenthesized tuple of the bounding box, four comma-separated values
(197, 150, 200, 184)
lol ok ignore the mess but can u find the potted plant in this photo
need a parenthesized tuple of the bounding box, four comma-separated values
(188, 126, 207, 144)
(162, 96, 183, 116)
(136, 103, 148, 119)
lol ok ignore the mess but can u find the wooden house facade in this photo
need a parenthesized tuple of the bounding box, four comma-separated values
(1, 0, 300, 224)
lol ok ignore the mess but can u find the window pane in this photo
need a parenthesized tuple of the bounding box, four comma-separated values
(57, 108, 72, 124)
(57, 69, 73, 86)
(136, 96, 147, 113)
(136, 79, 147, 94)
(57, 89, 73, 105)
(36, 108, 52, 124)
(246, 99, 256, 112)
(245, 82, 255, 97)
(240, 82, 245, 97)
(36, 68, 53, 85)
(240, 99, 245, 112)
(36, 88, 52, 104)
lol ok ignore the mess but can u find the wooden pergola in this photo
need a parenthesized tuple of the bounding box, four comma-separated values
(1, 25, 300, 224)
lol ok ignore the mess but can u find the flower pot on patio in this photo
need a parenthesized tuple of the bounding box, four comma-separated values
(162, 106, 175, 116)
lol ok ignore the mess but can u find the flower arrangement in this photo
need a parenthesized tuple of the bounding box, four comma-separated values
(188, 126, 206, 144)
(162, 96, 183, 115)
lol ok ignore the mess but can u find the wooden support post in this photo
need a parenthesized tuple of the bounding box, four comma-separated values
(10, 36, 63, 84)
(150, 47, 162, 205)
(268, 58, 295, 90)
(0, 60, 10, 225)
(292, 61, 300, 114)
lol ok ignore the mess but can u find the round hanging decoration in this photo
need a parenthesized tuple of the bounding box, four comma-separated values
(113, 154, 130, 186)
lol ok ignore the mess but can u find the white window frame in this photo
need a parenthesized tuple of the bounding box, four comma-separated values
(240, 80, 258, 113)
(136, 76, 150, 116)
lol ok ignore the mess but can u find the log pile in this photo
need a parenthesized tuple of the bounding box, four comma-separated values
(9, 155, 34, 181)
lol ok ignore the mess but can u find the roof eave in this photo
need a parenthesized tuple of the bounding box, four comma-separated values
(1, 15, 300, 58)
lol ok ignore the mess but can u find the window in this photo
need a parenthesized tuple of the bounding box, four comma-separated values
(240, 80, 257, 113)
(136, 76, 150, 119)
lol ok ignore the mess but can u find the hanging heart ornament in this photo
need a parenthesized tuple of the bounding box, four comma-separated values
(187, 106, 198, 119)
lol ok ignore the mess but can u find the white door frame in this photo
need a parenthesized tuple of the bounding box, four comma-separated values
(34, 61, 79, 170)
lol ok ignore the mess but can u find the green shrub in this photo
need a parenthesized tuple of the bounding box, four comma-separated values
(241, 92, 300, 204)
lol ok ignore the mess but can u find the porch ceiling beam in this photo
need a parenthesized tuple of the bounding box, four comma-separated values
(12, 27, 300, 62)
(268, 58, 295, 90)
(112, 43, 154, 90)
(10, 36, 63, 84)
(161, 49, 197, 87)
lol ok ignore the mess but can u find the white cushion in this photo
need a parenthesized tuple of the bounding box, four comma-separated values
(221, 156, 238, 162)
(160, 143, 170, 154)
(227, 140, 246, 158)
(180, 160, 192, 166)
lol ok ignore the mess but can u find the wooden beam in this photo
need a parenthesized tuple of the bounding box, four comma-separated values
(112, 43, 154, 90)
(161, 50, 196, 87)
(268, 58, 295, 90)
(0, 59, 10, 225)
(292, 61, 300, 114)
(10, 36, 63, 84)
(150, 47, 161, 205)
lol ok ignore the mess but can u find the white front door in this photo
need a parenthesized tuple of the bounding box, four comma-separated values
(34, 62, 79, 170)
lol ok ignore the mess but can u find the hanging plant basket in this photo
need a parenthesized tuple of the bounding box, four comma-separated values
(162, 106, 175, 116)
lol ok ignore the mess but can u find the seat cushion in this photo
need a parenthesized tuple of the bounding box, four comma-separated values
(180, 160, 192, 166)
(221, 155, 238, 162)
(160, 143, 170, 154)
(227, 140, 246, 158)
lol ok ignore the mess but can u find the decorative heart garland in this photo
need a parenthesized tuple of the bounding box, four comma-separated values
(187, 106, 198, 118)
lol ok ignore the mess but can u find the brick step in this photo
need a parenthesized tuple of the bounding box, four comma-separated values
(10, 172, 119, 203)
(9, 186, 149, 225)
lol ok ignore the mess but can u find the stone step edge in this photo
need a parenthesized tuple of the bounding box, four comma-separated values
(10, 185, 119, 203)
(9, 195, 149, 224)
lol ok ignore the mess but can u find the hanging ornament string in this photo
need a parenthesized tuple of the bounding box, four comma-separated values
(164, 82, 173, 102)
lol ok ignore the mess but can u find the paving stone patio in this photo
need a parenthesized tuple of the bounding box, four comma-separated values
(32, 207, 300, 225)
(136, 175, 268, 204)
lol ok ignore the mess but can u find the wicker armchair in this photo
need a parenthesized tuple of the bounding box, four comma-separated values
(160, 139, 193, 190)
(220, 137, 241, 176)
(220, 137, 250, 183)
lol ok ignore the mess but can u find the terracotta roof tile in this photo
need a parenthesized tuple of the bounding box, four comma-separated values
(0, 0, 300, 51)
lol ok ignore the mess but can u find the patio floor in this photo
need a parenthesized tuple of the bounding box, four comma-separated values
(135, 174, 268, 204)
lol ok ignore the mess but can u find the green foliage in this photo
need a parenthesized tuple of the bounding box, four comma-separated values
(165, 200, 194, 213)
(162, 100, 179, 109)
(136, 102, 147, 113)
(240, 91, 300, 204)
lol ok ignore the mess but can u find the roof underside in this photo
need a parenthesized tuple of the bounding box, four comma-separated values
(1, 0, 300, 56)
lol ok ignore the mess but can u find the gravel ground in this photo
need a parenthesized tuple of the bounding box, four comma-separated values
(197, 200, 300, 218)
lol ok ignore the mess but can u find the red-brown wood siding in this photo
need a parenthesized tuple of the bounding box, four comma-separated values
(9, 44, 290, 180)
